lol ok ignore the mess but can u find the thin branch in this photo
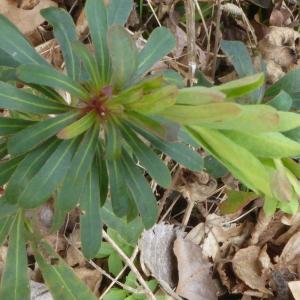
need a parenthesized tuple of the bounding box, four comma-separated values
(102, 230, 156, 300)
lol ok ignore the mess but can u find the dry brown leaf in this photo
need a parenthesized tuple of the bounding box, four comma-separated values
(174, 237, 217, 300)
(288, 281, 300, 300)
(0, 0, 57, 36)
(66, 245, 86, 267)
(232, 246, 270, 294)
(140, 223, 179, 289)
(280, 231, 300, 266)
(30, 281, 53, 300)
(73, 268, 102, 296)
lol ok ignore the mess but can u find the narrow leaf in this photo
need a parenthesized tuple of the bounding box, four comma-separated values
(108, 25, 138, 90)
(57, 123, 100, 211)
(6, 138, 60, 204)
(106, 158, 131, 217)
(0, 117, 35, 135)
(17, 138, 79, 208)
(107, 0, 133, 26)
(176, 87, 225, 105)
(35, 241, 97, 300)
(0, 212, 30, 300)
(105, 119, 122, 159)
(224, 130, 300, 158)
(0, 15, 47, 65)
(80, 164, 102, 259)
(85, 0, 109, 82)
(0, 197, 18, 219)
(134, 27, 176, 79)
(57, 111, 97, 139)
(17, 64, 89, 99)
(0, 155, 24, 186)
(214, 73, 265, 98)
(131, 124, 204, 172)
(0, 216, 13, 246)
(267, 90, 292, 111)
(41, 7, 81, 80)
(0, 82, 69, 114)
(121, 150, 157, 229)
(96, 143, 108, 205)
(121, 126, 171, 188)
(72, 41, 102, 88)
(8, 111, 79, 156)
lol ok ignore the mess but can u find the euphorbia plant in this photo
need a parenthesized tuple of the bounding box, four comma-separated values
(0, 0, 300, 299)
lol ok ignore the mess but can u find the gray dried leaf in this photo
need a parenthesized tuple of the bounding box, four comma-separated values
(174, 237, 217, 300)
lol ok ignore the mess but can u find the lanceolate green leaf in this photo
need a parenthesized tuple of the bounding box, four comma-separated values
(0, 212, 30, 300)
(106, 158, 131, 217)
(57, 123, 100, 211)
(0, 155, 25, 186)
(96, 143, 108, 205)
(8, 111, 79, 156)
(0, 49, 18, 68)
(105, 119, 122, 159)
(0, 139, 7, 159)
(214, 73, 265, 98)
(176, 87, 225, 105)
(121, 126, 171, 188)
(0, 197, 18, 219)
(41, 7, 81, 80)
(17, 64, 89, 99)
(0, 82, 69, 114)
(6, 138, 60, 204)
(131, 124, 204, 172)
(0, 216, 13, 246)
(160, 102, 242, 125)
(121, 150, 157, 229)
(134, 27, 176, 78)
(267, 91, 292, 111)
(85, 0, 109, 82)
(107, 0, 133, 26)
(57, 111, 97, 139)
(0, 117, 35, 135)
(108, 25, 138, 90)
(17, 138, 79, 208)
(80, 164, 102, 259)
(35, 241, 97, 300)
(186, 126, 272, 197)
(0, 15, 47, 66)
(72, 42, 102, 88)
(223, 131, 300, 158)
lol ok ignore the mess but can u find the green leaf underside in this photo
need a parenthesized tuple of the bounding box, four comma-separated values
(35, 241, 97, 300)
(107, 158, 131, 217)
(96, 143, 108, 205)
(107, 0, 133, 26)
(105, 119, 122, 160)
(0, 15, 47, 66)
(121, 150, 157, 229)
(121, 125, 171, 188)
(0, 82, 69, 114)
(17, 64, 88, 99)
(0, 118, 35, 135)
(186, 126, 272, 197)
(85, 0, 110, 82)
(57, 111, 97, 139)
(8, 111, 79, 156)
(80, 164, 102, 259)
(17, 138, 79, 208)
(6, 138, 60, 204)
(57, 123, 99, 211)
(223, 131, 300, 158)
(0, 212, 30, 300)
(130, 124, 203, 172)
(134, 27, 176, 79)
(220, 190, 258, 214)
(0, 216, 13, 246)
(108, 25, 138, 90)
(72, 42, 102, 88)
(41, 7, 81, 81)
(0, 155, 25, 186)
